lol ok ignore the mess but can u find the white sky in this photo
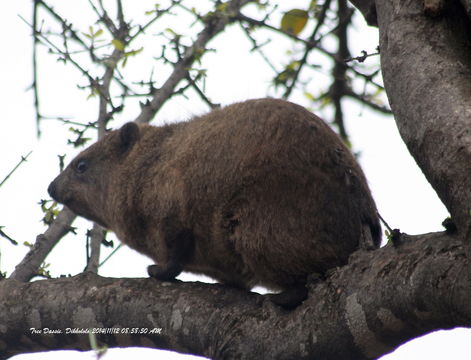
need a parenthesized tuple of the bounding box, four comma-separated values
(1, 1, 469, 359)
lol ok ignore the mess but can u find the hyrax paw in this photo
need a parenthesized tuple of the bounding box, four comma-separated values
(269, 284, 308, 309)
(147, 263, 182, 281)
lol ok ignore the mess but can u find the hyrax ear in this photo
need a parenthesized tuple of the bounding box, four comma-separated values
(119, 122, 140, 153)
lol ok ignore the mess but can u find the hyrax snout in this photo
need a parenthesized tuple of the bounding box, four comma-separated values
(48, 98, 380, 308)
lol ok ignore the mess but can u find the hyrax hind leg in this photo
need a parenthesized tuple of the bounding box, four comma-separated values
(148, 217, 195, 281)
(268, 273, 322, 308)
(269, 284, 309, 309)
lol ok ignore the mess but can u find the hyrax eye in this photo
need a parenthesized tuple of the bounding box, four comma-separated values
(75, 159, 88, 173)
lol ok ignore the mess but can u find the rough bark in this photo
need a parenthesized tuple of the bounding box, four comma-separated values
(375, 0, 471, 237)
(2, 231, 471, 359)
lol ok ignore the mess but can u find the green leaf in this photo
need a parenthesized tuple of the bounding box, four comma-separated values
(319, 95, 332, 109)
(83, 27, 104, 40)
(281, 9, 309, 35)
(111, 39, 125, 51)
(89, 331, 108, 357)
(304, 91, 316, 102)
(287, 60, 300, 70)
(165, 28, 178, 36)
(23, 241, 33, 249)
(121, 47, 144, 68)
(94, 29, 103, 38)
(124, 47, 144, 57)
(308, 0, 318, 13)
(145, 3, 160, 15)
(87, 88, 100, 100)
(216, 3, 229, 12)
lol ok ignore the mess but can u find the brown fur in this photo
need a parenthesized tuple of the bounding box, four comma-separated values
(48, 98, 380, 303)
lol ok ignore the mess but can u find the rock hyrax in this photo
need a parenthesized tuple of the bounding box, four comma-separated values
(48, 98, 380, 307)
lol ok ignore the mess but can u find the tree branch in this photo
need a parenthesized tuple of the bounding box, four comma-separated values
(10, 207, 76, 282)
(374, 0, 471, 235)
(134, 0, 254, 124)
(0, 151, 33, 188)
(3, 231, 471, 359)
(329, 0, 353, 141)
(32, 0, 41, 137)
(282, 0, 333, 99)
(345, 87, 391, 114)
(84, 224, 104, 273)
(348, 0, 377, 26)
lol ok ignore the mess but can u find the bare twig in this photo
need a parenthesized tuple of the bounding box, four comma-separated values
(0, 151, 33, 188)
(44, 117, 99, 129)
(349, 67, 384, 90)
(187, 74, 220, 109)
(35, 0, 89, 49)
(128, 1, 182, 43)
(32, 1, 41, 136)
(237, 13, 320, 47)
(282, 0, 333, 99)
(239, 23, 278, 73)
(345, 48, 380, 63)
(0, 227, 17, 246)
(345, 88, 392, 114)
(20, 15, 95, 85)
(99, 243, 123, 267)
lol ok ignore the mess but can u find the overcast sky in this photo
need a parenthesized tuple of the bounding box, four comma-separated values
(2, 1, 470, 359)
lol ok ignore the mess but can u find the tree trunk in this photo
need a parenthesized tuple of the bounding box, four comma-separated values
(375, 0, 471, 236)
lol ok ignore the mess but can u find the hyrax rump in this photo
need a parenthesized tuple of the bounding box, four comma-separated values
(48, 98, 380, 307)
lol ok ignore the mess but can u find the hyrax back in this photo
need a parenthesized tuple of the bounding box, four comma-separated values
(48, 98, 380, 306)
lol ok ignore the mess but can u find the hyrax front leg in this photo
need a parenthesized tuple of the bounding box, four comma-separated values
(147, 217, 195, 282)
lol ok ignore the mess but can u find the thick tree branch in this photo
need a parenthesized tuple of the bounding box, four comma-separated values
(3, 231, 471, 359)
(375, 0, 471, 235)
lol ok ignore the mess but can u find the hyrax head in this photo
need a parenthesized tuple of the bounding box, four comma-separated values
(48, 122, 140, 228)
